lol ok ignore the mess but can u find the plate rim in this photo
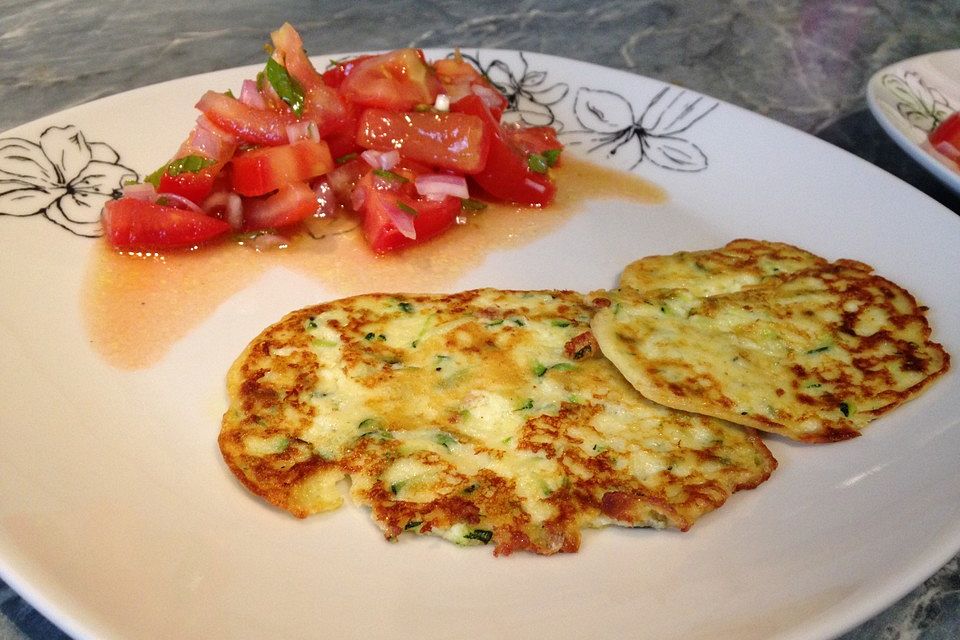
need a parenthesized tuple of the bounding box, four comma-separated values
(1, 46, 959, 640)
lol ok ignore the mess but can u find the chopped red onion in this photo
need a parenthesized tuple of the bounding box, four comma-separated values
(361, 149, 400, 170)
(350, 186, 367, 212)
(471, 84, 503, 109)
(157, 192, 203, 212)
(239, 79, 267, 110)
(384, 200, 417, 239)
(286, 121, 320, 143)
(523, 178, 547, 193)
(122, 182, 157, 200)
(415, 173, 469, 200)
(225, 193, 243, 229)
(187, 116, 235, 161)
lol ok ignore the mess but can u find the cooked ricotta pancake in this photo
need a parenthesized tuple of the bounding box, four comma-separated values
(220, 289, 776, 555)
(593, 261, 950, 443)
(617, 238, 828, 297)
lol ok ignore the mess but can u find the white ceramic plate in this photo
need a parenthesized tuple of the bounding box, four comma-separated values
(867, 49, 960, 194)
(1, 50, 958, 640)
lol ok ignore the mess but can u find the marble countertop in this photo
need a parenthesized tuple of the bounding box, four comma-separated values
(0, 1, 957, 638)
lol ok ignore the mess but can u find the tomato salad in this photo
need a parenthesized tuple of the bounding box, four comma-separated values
(102, 23, 563, 254)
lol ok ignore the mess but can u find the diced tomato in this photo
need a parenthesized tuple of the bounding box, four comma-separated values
(339, 49, 442, 110)
(242, 182, 318, 230)
(302, 84, 350, 137)
(157, 165, 222, 205)
(356, 108, 490, 174)
(433, 56, 508, 119)
(320, 102, 363, 160)
(270, 23, 323, 91)
(150, 119, 236, 204)
(102, 198, 230, 250)
(353, 167, 460, 253)
(451, 94, 556, 206)
(231, 139, 334, 197)
(196, 90, 296, 146)
(326, 157, 370, 203)
(176, 117, 237, 163)
(502, 124, 563, 164)
(322, 55, 374, 89)
(929, 112, 960, 162)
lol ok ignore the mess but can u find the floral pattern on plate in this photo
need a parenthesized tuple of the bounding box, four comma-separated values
(0, 125, 136, 237)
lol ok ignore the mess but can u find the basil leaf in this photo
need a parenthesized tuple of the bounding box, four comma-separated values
(265, 57, 305, 117)
(166, 154, 217, 177)
(373, 169, 408, 183)
(527, 153, 549, 174)
(144, 154, 216, 187)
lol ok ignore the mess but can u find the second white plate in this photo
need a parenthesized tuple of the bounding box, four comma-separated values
(867, 48, 960, 194)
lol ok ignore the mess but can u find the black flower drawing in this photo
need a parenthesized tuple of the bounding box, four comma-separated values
(565, 85, 718, 172)
(0, 125, 136, 237)
(460, 52, 569, 127)
(880, 71, 952, 133)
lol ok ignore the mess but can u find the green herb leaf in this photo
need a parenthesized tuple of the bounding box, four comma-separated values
(144, 154, 217, 187)
(396, 201, 419, 217)
(460, 198, 488, 212)
(435, 432, 457, 449)
(373, 168, 408, 183)
(166, 154, 217, 177)
(542, 148, 562, 167)
(464, 528, 493, 544)
(398, 301, 415, 313)
(265, 57, 305, 117)
(527, 153, 550, 174)
(143, 166, 165, 188)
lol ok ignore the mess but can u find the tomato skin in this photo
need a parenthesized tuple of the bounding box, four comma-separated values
(270, 23, 323, 91)
(242, 182, 318, 230)
(339, 49, 441, 110)
(102, 198, 230, 251)
(354, 170, 460, 253)
(356, 108, 490, 174)
(450, 94, 556, 206)
(157, 166, 221, 205)
(322, 55, 374, 89)
(503, 124, 563, 163)
(231, 139, 334, 197)
(929, 112, 960, 162)
(433, 57, 508, 119)
(322, 102, 364, 160)
(302, 84, 350, 137)
(196, 90, 296, 146)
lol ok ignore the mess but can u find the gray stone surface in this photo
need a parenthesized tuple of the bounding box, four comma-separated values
(0, 1, 957, 638)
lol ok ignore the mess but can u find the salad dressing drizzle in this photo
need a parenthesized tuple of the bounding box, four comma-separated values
(82, 158, 665, 369)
